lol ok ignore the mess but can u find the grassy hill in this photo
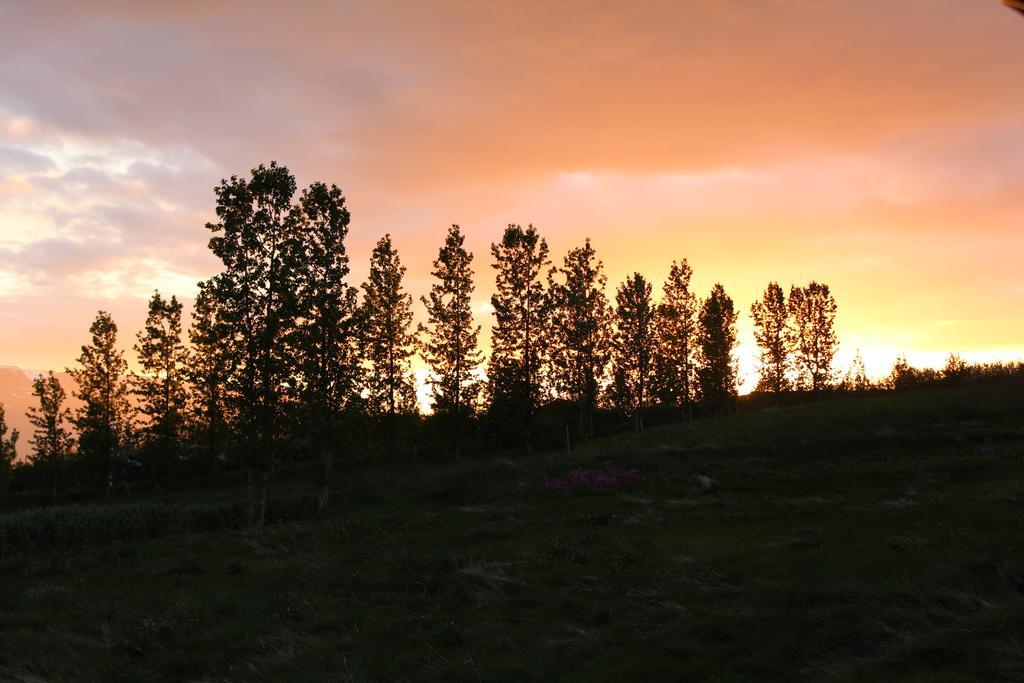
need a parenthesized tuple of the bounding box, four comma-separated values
(2, 383, 1024, 681)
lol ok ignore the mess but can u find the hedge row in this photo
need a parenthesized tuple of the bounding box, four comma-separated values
(0, 495, 318, 556)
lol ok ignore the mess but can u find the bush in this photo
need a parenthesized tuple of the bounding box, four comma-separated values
(0, 494, 318, 556)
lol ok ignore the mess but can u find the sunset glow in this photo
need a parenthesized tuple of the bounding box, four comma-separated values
(1, 1, 1022, 388)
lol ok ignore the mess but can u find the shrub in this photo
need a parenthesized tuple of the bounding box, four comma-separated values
(0, 494, 318, 556)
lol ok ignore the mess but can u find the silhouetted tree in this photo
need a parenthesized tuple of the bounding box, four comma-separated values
(653, 259, 698, 417)
(789, 282, 838, 393)
(886, 353, 923, 390)
(187, 283, 234, 466)
(695, 284, 738, 415)
(133, 291, 188, 483)
(841, 350, 872, 391)
(291, 181, 361, 510)
(68, 311, 132, 493)
(0, 403, 18, 502)
(547, 239, 611, 439)
(418, 225, 482, 457)
(26, 372, 73, 502)
(610, 273, 655, 431)
(751, 281, 791, 394)
(204, 161, 300, 528)
(943, 353, 968, 384)
(488, 224, 551, 450)
(360, 234, 418, 422)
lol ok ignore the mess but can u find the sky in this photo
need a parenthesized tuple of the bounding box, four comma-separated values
(1, 0, 1023, 393)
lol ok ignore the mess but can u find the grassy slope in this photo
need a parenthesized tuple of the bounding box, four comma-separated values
(2, 384, 1024, 681)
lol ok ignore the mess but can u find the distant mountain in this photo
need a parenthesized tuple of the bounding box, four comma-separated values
(0, 366, 82, 462)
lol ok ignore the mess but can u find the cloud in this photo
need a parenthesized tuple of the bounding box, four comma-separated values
(0, 131, 218, 304)
(0, 145, 55, 174)
(0, 0, 1023, 372)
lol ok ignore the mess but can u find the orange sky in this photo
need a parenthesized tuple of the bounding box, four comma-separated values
(1, 0, 1023, 391)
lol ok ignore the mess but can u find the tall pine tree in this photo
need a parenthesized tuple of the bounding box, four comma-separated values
(0, 403, 18, 503)
(695, 284, 738, 415)
(360, 234, 417, 419)
(751, 281, 791, 394)
(652, 259, 698, 417)
(418, 224, 482, 457)
(204, 161, 300, 527)
(68, 311, 132, 492)
(27, 372, 73, 502)
(547, 239, 611, 439)
(788, 281, 838, 394)
(610, 273, 655, 432)
(291, 181, 361, 509)
(842, 350, 871, 391)
(187, 282, 234, 466)
(487, 224, 550, 450)
(133, 291, 188, 482)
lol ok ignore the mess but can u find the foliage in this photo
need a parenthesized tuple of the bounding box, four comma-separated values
(290, 181, 361, 508)
(0, 403, 18, 500)
(609, 273, 656, 430)
(750, 281, 791, 393)
(789, 281, 838, 392)
(67, 310, 133, 490)
(487, 224, 551, 447)
(203, 161, 301, 525)
(26, 372, 74, 500)
(547, 239, 612, 438)
(525, 462, 643, 492)
(840, 350, 873, 391)
(695, 283, 738, 414)
(418, 225, 482, 456)
(943, 352, 969, 384)
(133, 291, 189, 479)
(186, 283, 234, 463)
(0, 495, 318, 556)
(360, 234, 418, 418)
(652, 259, 698, 413)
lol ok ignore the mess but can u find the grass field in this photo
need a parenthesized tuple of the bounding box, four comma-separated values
(2, 384, 1024, 681)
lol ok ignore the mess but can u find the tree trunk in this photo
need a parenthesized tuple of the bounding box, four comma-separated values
(453, 410, 463, 460)
(256, 469, 269, 531)
(246, 467, 256, 527)
(318, 446, 332, 514)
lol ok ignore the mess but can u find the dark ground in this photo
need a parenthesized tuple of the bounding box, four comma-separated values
(2, 383, 1024, 681)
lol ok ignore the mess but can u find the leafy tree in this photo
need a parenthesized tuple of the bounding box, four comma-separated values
(487, 224, 551, 450)
(0, 403, 18, 502)
(695, 284, 739, 415)
(133, 291, 188, 483)
(842, 350, 872, 391)
(204, 161, 300, 527)
(291, 181, 361, 509)
(788, 282, 838, 393)
(547, 239, 611, 439)
(886, 353, 921, 390)
(26, 372, 73, 502)
(610, 273, 655, 431)
(418, 224, 482, 457)
(652, 259, 698, 417)
(187, 282, 234, 466)
(943, 353, 968, 384)
(751, 281, 791, 394)
(360, 234, 418, 419)
(68, 310, 132, 492)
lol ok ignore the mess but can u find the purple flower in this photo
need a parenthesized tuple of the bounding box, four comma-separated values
(525, 463, 643, 493)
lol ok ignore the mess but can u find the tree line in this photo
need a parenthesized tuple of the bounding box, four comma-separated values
(2, 162, 1015, 521)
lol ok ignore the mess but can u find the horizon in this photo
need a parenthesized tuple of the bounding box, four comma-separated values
(2, 1, 1024, 391)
